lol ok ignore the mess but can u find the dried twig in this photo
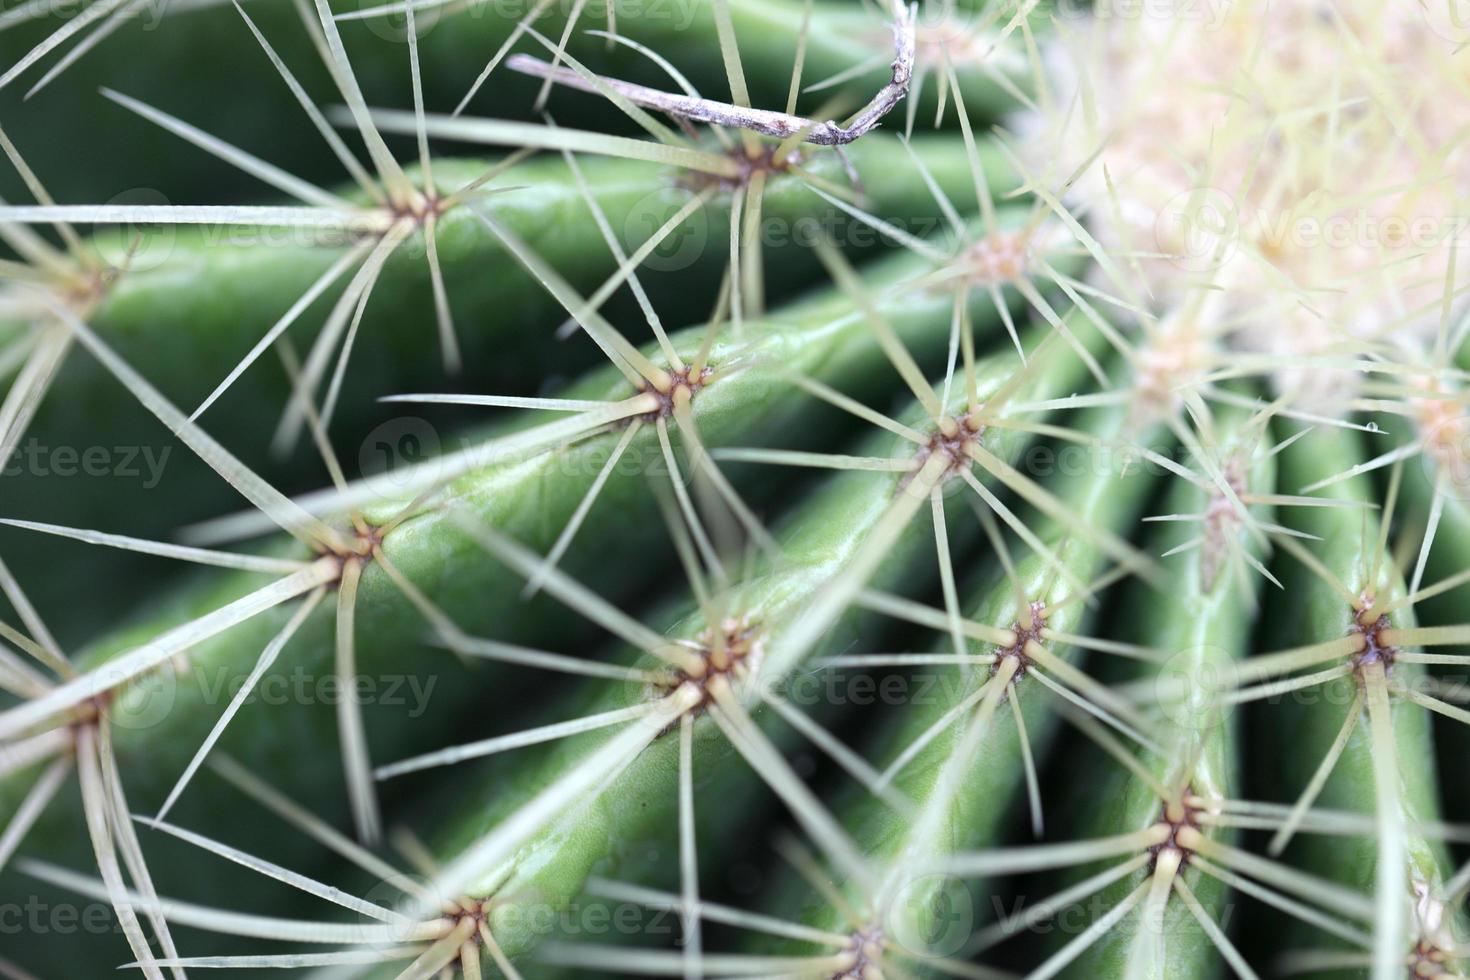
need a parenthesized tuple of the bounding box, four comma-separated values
(507, 4, 917, 147)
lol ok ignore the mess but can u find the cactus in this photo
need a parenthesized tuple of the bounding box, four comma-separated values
(2, 0, 1469, 977)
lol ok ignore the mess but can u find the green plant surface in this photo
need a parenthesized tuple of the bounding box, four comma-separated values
(8, 314, 1098, 976)
(1262, 423, 1463, 978)
(407, 323, 1099, 974)
(730, 396, 1160, 977)
(3, 2, 1470, 979)
(1055, 405, 1270, 980)
(0, 219, 1050, 948)
(0, 131, 993, 633)
(1399, 449, 1470, 846)
(347, 321, 1104, 974)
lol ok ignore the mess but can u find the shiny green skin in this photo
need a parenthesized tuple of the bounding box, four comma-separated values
(0, 227, 1021, 973)
(1400, 431, 1470, 839)
(1268, 423, 1457, 978)
(1, 134, 994, 638)
(401, 324, 1105, 976)
(1069, 408, 1268, 980)
(744, 398, 1163, 977)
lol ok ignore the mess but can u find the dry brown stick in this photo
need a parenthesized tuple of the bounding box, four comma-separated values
(506, 4, 917, 147)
